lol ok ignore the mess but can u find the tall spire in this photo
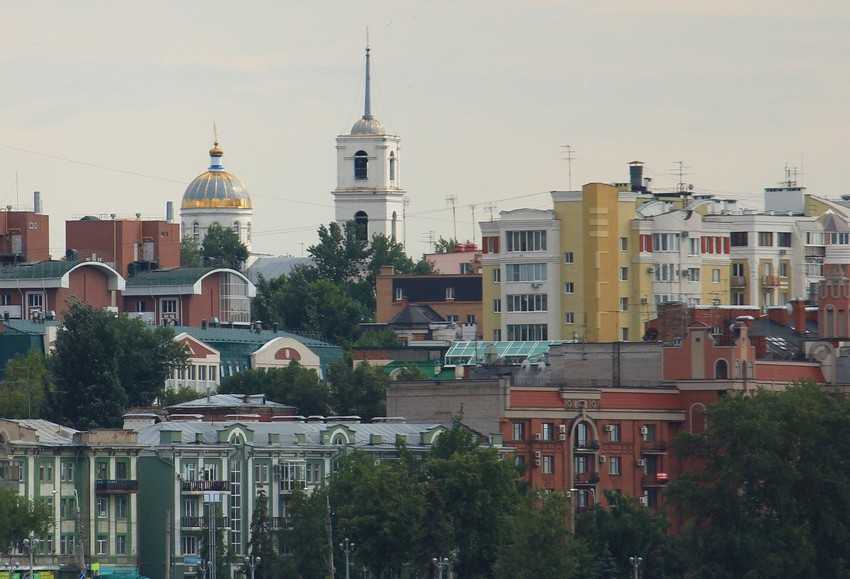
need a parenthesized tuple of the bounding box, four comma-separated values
(364, 28, 373, 121)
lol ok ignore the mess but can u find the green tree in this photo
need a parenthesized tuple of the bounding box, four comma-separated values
(285, 486, 332, 579)
(331, 451, 426, 577)
(667, 382, 850, 578)
(328, 361, 388, 420)
(433, 236, 464, 253)
(48, 301, 187, 429)
(494, 491, 589, 579)
(308, 222, 368, 284)
(392, 365, 428, 381)
(1, 351, 53, 419)
(202, 224, 249, 270)
(0, 486, 52, 553)
(575, 490, 671, 578)
(354, 328, 399, 348)
(159, 385, 203, 407)
(427, 417, 520, 578)
(180, 235, 204, 267)
(218, 363, 331, 416)
(246, 486, 281, 579)
(365, 234, 433, 284)
(197, 504, 232, 579)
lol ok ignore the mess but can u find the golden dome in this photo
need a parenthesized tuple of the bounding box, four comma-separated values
(181, 142, 252, 210)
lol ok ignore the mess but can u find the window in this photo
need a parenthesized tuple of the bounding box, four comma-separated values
(116, 462, 128, 480)
(492, 268, 501, 283)
(395, 288, 403, 301)
(445, 287, 455, 300)
(621, 327, 629, 341)
(117, 497, 128, 519)
(730, 231, 748, 247)
(493, 299, 501, 313)
(0, 294, 10, 306)
(354, 150, 368, 179)
(507, 294, 548, 312)
(574, 455, 588, 474)
(733, 292, 745, 305)
(162, 298, 177, 315)
(758, 232, 774, 247)
(96, 462, 108, 480)
(506, 263, 547, 282)
(651, 233, 680, 252)
(26, 292, 45, 319)
(565, 282, 574, 294)
(39, 462, 53, 482)
(732, 263, 745, 278)
(620, 297, 628, 312)
(653, 263, 679, 282)
(542, 456, 554, 475)
(778, 232, 792, 247)
(354, 211, 368, 241)
(564, 252, 574, 264)
(466, 315, 476, 324)
(61, 535, 74, 556)
(607, 424, 620, 442)
(460, 262, 473, 274)
(565, 312, 575, 324)
(484, 236, 500, 254)
(183, 463, 197, 481)
(779, 262, 788, 277)
(684, 268, 700, 281)
(642, 424, 657, 442)
(575, 422, 588, 447)
(97, 535, 107, 555)
(255, 464, 270, 484)
(446, 315, 459, 323)
(232, 221, 240, 238)
(609, 456, 621, 476)
(116, 535, 127, 555)
(512, 422, 525, 441)
(541, 423, 554, 441)
(389, 151, 396, 181)
(182, 535, 198, 555)
(620, 267, 628, 281)
(97, 497, 108, 518)
(492, 329, 502, 340)
(506, 230, 547, 252)
(712, 269, 720, 283)
(620, 237, 628, 251)
(688, 238, 700, 255)
(506, 324, 548, 340)
(192, 222, 200, 240)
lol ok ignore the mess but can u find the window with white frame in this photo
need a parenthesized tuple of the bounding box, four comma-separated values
(395, 288, 403, 301)
(542, 423, 553, 441)
(506, 263, 547, 282)
(492, 329, 502, 340)
(607, 424, 620, 442)
(620, 297, 628, 311)
(445, 287, 455, 300)
(97, 497, 108, 518)
(542, 455, 554, 475)
(493, 268, 501, 283)
(493, 299, 501, 313)
(507, 294, 548, 312)
(620, 237, 628, 251)
(620, 267, 628, 281)
(506, 324, 548, 340)
(565, 282, 574, 294)
(182, 534, 198, 555)
(609, 456, 621, 476)
(220, 273, 251, 324)
(564, 252, 574, 264)
(565, 312, 575, 324)
(97, 535, 107, 555)
(688, 238, 700, 255)
(506, 230, 547, 252)
(712, 269, 720, 283)
(652, 233, 680, 252)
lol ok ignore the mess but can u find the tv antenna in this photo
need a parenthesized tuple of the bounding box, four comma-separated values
(673, 160, 692, 194)
(561, 145, 576, 190)
(446, 195, 458, 240)
(484, 204, 497, 221)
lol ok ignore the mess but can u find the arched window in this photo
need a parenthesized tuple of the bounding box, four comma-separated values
(391, 211, 398, 240)
(735, 360, 741, 378)
(192, 222, 200, 240)
(715, 359, 728, 379)
(232, 221, 240, 237)
(389, 151, 396, 181)
(332, 434, 347, 446)
(354, 150, 369, 180)
(741, 360, 748, 380)
(825, 305, 836, 338)
(748, 361, 754, 378)
(575, 422, 588, 448)
(354, 211, 369, 241)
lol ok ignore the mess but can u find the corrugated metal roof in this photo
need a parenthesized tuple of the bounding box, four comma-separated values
(0, 260, 72, 279)
(12, 419, 79, 445)
(126, 267, 216, 287)
(168, 394, 294, 410)
(246, 257, 314, 284)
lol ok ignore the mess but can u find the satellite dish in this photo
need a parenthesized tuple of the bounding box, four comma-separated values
(520, 359, 531, 371)
(643, 327, 660, 341)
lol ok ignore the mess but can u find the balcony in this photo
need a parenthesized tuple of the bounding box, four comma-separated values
(573, 471, 600, 485)
(761, 275, 779, 288)
(181, 516, 209, 529)
(731, 275, 746, 287)
(641, 472, 669, 487)
(280, 480, 307, 493)
(95, 479, 139, 493)
(271, 517, 293, 529)
(181, 480, 229, 493)
(640, 441, 668, 454)
(573, 440, 599, 453)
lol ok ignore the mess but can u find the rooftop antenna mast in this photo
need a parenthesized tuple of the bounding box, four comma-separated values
(561, 145, 576, 190)
(403, 196, 410, 248)
(446, 195, 458, 240)
(469, 204, 477, 245)
(484, 204, 497, 221)
(674, 160, 691, 195)
(784, 163, 799, 187)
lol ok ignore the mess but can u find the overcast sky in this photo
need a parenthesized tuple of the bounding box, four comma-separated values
(1, 1, 848, 258)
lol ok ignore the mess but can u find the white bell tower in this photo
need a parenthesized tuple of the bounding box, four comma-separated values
(332, 39, 406, 245)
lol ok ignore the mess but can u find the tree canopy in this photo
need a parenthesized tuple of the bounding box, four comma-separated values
(48, 301, 187, 429)
(1, 350, 53, 419)
(0, 487, 52, 553)
(201, 224, 249, 270)
(667, 382, 850, 578)
(217, 363, 331, 417)
(180, 235, 203, 267)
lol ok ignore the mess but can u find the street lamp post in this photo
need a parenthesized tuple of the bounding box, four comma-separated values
(5, 558, 19, 579)
(629, 555, 643, 579)
(339, 538, 354, 579)
(72, 489, 88, 577)
(200, 559, 213, 579)
(22, 531, 40, 579)
(569, 487, 596, 533)
(244, 554, 261, 579)
(432, 556, 451, 579)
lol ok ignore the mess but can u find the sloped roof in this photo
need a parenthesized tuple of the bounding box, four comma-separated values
(246, 257, 314, 284)
(125, 267, 217, 287)
(388, 304, 445, 326)
(168, 394, 293, 411)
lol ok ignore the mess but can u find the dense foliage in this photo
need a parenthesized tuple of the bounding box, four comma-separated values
(218, 363, 331, 416)
(0, 487, 52, 553)
(47, 301, 187, 428)
(201, 224, 249, 270)
(0, 350, 53, 419)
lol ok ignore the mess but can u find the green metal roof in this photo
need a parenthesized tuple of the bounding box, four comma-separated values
(0, 260, 74, 279)
(444, 340, 569, 366)
(125, 267, 217, 287)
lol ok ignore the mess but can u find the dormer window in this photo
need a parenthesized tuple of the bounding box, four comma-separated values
(354, 151, 368, 180)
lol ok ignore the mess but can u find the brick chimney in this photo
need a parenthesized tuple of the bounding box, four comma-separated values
(791, 298, 807, 335)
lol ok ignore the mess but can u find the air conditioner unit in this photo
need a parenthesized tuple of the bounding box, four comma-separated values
(639, 496, 648, 506)
(604, 425, 614, 432)
(558, 434, 567, 441)
(534, 459, 542, 468)
(640, 298, 648, 305)
(534, 451, 542, 459)
(558, 425, 566, 434)
(647, 266, 656, 274)
(636, 459, 646, 467)
(680, 231, 689, 238)
(565, 490, 572, 499)
(533, 433, 542, 441)
(599, 455, 607, 463)
(640, 426, 648, 436)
